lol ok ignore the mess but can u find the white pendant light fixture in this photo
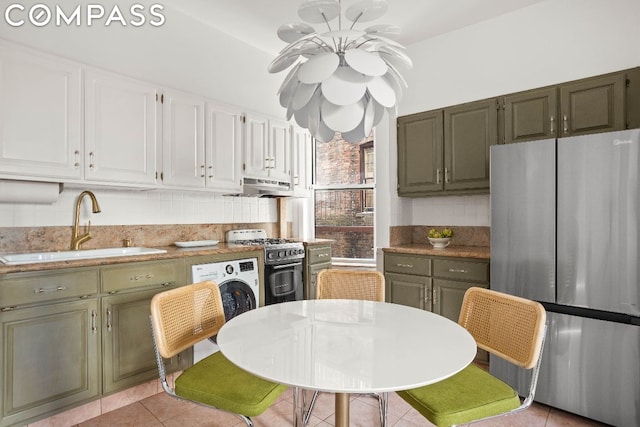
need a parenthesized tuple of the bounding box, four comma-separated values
(269, 0, 412, 143)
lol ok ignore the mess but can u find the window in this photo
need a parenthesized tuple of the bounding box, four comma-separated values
(313, 133, 374, 262)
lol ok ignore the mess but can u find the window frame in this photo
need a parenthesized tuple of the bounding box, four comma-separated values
(311, 135, 376, 266)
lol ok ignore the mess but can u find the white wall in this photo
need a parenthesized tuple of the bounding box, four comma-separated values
(0, 188, 278, 227)
(374, 0, 640, 242)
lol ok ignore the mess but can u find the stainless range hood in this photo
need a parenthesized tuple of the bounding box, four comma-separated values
(241, 177, 291, 197)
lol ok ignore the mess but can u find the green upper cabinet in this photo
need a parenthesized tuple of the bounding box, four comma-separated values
(443, 98, 498, 192)
(503, 69, 634, 144)
(398, 67, 640, 198)
(397, 110, 443, 195)
(503, 87, 558, 144)
(559, 73, 625, 136)
(397, 98, 498, 197)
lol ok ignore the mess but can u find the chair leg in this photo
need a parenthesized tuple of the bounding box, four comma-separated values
(378, 392, 388, 427)
(238, 415, 254, 426)
(303, 390, 319, 425)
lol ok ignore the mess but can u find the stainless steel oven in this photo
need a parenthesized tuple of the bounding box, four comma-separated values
(227, 229, 305, 305)
(264, 257, 303, 305)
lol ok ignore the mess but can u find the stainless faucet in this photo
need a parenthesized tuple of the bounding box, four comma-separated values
(70, 190, 101, 250)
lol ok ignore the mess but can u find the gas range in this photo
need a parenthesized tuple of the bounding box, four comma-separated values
(226, 229, 305, 264)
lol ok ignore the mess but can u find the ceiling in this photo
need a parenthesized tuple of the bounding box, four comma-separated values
(169, 0, 545, 55)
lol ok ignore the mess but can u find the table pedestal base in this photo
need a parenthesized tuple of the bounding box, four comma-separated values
(335, 393, 350, 427)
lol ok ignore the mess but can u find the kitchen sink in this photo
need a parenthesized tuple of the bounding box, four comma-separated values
(0, 247, 168, 265)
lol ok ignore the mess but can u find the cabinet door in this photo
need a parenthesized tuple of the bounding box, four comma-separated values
(306, 261, 331, 300)
(243, 113, 269, 178)
(560, 73, 626, 136)
(269, 119, 291, 182)
(161, 90, 206, 188)
(0, 44, 82, 180)
(0, 299, 99, 427)
(292, 126, 312, 196)
(386, 272, 432, 311)
(85, 69, 158, 185)
(432, 279, 473, 322)
(433, 279, 489, 363)
(102, 288, 167, 393)
(444, 99, 498, 191)
(504, 87, 558, 144)
(205, 102, 242, 192)
(397, 110, 444, 195)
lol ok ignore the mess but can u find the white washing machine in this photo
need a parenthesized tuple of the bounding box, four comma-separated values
(191, 257, 260, 362)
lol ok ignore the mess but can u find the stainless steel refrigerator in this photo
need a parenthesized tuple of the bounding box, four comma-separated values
(490, 129, 640, 427)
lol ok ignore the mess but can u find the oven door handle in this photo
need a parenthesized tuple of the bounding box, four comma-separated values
(270, 262, 303, 270)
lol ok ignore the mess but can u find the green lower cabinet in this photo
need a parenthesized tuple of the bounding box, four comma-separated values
(384, 253, 489, 363)
(386, 272, 432, 311)
(102, 287, 189, 394)
(100, 260, 189, 395)
(0, 299, 100, 427)
(303, 243, 332, 299)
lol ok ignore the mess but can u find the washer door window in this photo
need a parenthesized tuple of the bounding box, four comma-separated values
(219, 279, 256, 322)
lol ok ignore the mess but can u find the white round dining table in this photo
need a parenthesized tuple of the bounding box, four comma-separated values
(217, 299, 476, 427)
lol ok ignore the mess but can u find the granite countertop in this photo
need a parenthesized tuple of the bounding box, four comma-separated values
(0, 244, 265, 275)
(383, 244, 490, 260)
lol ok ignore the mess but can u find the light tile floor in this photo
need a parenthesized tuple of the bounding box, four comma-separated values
(76, 388, 609, 427)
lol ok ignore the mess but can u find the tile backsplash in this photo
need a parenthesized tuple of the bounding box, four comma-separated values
(390, 225, 490, 247)
(0, 187, 278, 227)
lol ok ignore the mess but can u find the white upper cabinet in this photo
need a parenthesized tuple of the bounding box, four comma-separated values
(268, 119, 291, 183)
(84, 69, 158, 185)
(160, 89, 205, 188)
(243, 113, 291, 183)
(243, 113, 269, 179)
(0, 43, 82, 180)
(291, 126, 313, 196)
(205, 102, 242, 192)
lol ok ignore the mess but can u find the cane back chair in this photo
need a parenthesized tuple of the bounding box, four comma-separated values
(149, 281, 286, 426)
(305, 268, 387, 425)
(396, 286, 547, 427)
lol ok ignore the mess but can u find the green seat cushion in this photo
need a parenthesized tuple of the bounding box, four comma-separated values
(175, 352, 287, 417)
(396, 364, 521, 427)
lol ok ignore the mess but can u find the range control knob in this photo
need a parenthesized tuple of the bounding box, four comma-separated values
(267, 252, 275, 259)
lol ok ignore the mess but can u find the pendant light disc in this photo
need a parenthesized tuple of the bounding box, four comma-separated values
(277, 23, 315, 43)
(345, 0, 388, 23)
(298, 0, 341, 24)
(298, 52, 340, 84)
(367, 76, 396, 108)
(321, 99, 365, 132)
(344, 49, 387, 76)
(322, 66, 368, 106)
